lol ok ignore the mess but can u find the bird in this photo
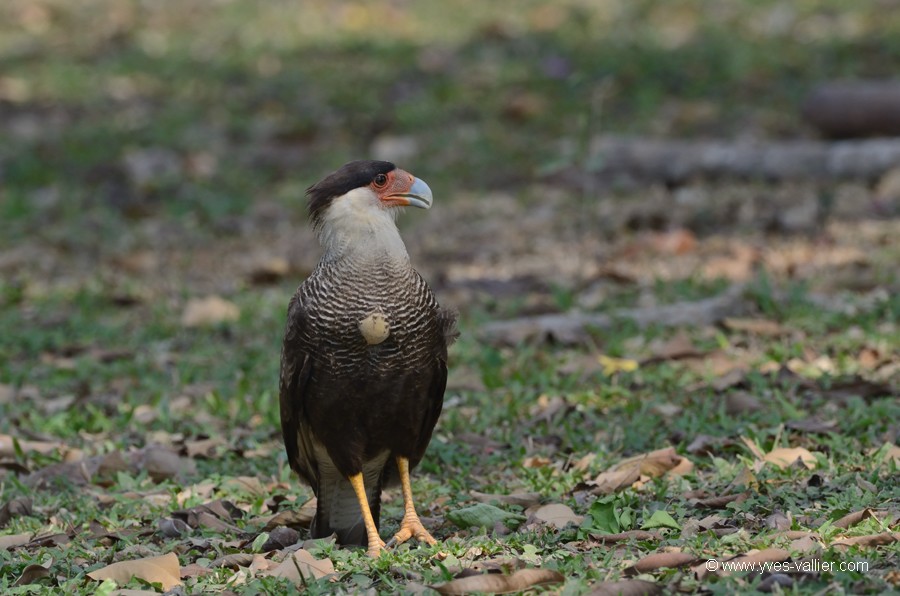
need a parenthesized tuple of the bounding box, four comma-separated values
(279, 160, 457, 557)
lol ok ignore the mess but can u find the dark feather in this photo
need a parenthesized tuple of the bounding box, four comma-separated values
(306, 160, 395, 229)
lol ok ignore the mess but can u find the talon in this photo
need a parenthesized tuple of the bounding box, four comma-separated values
(366, 537, 387, 558)
(391, 515, 436, 547)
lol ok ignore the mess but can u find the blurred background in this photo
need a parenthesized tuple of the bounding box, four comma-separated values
(0, 1, 898, 592)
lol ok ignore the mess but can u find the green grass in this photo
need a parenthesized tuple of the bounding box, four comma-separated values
(1, 1, 899, 593)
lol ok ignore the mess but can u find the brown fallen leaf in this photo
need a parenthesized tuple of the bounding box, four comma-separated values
(184, 437, 227, 459)
(266, 549, 335, 584)
(832, 532, 899, 548)
(87, 552, 181, 591)
(531, 504, 583, 529)
(764, 447, 817, 470)
(773, 530, 817, 540)
(589, 447, 692, 495)
(590, 466, 641, 495)
(0, 532, 33, 550)
(833, 508, 878, 530)
(0, 496, 33, 528)
(724, 391, 762, 414)
(247, 256, 290, 285)
(641, 329, 705, 364)
(140, 447, 197, 482)
(210, 553, 256, 569)
(590, 530, 661, 543)
(626, 552, 697, 575)
(262, 499, 316, 531)
(786, 417, 838, 434)
(0, 434, 64, 457)
(723, 318, 787, 337)
(12, 562, 51, 587)
(181, 296, 239, 327)
(433, 568, 564, 595)
(816, 376, 897, 402)
(729, 548, 791, 566)
(685, 434, 733, 456)
(589, 579, 662, 596)
(875, 443, 900, 466)
(180, 562, 213, 578)
(789, 534, 821, 554)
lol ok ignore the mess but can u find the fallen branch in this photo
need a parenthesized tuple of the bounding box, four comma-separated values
(553, 137, 900, 187)
(480, 284, 748, 345)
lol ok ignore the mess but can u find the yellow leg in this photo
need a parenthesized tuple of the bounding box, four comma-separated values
(348, 473, 386, 557)
(388, 456, 437, 548)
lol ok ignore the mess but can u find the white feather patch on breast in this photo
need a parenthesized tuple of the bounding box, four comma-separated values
(358, 311, 390, 345)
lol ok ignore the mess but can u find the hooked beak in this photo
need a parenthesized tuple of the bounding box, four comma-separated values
(389, 177, 433, 209)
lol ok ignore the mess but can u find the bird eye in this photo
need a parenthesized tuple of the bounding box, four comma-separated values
(373, 174, 388, 187)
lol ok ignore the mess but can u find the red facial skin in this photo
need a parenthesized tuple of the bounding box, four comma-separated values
(370, 169, 417, 207)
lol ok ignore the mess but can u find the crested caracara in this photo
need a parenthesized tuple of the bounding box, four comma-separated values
(280, 160, 457, 557)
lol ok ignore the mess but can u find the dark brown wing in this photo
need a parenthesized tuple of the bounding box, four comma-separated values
(279, 294, 319, 492)
(411, 306, 458, 464)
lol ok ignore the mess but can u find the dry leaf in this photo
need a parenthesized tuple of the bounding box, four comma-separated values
(180, 563, 213, 578)
(832, 532, 899, 548)
(764, 447, 817, 470)
(588, 447, 690, 495)
(789, 535, 821, 554)
(724, 391, 762, 414)
(141, 447, 197, 482)
(181, 296, 239, 327)
(723, 318, 786, 337)
(598, 355, 639, 376)
(522, 456, 552, 469)
(532, 504, 583, 529)
(87, 552, 181, 591)
(0, 532, 32, 550)
(12, 562, 51, 587)
(433, 568, 564, 595)
(589, 579, 662, 596)
(642, 330, 705, 363)
(729, 548, 790, 566)
(833, 509, 877, 530)
(266, 549, 335, 584)
(0, 434, 63, 457)
(876, 443, 900, 465)
(184, 437, 227, 459)
(471, 491, 542, 509)
(262, 500, 316, 531)
(0, 497, 33, 529)
(739, 436, 766, 460)
(590, 530, 661, 543)
(248, 256, 290, 285)
(626, 552, 696, 574)
(590, 466, 641, 495)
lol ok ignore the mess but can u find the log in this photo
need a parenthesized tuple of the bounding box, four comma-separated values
(553, 137, 900, 187)
(481, 284, 749, 345)
(802, 81, 900, 138)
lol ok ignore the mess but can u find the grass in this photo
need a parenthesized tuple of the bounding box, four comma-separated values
(1, 0, 899, 594)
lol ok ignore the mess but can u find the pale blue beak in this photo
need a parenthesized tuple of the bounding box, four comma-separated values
(402, 177, 433, 209)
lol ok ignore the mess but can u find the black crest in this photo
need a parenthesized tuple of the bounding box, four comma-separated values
(307, 160, 396, 228)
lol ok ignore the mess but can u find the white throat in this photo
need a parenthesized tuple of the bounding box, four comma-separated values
(315, 187, 410, 264)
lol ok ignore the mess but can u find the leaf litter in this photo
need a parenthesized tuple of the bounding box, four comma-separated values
(1, 6, 899, 591)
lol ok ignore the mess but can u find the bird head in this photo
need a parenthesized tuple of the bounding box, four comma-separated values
(306, 160, 434, 258)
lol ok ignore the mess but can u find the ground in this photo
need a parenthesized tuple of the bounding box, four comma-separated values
(0, 1, 898, 594)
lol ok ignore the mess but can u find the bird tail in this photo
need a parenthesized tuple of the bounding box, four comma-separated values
(311, 459, 387, 547)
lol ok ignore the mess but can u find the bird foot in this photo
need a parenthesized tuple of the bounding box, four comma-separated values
(366, 536, 387, 558)
(386, 514, 436, 548)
